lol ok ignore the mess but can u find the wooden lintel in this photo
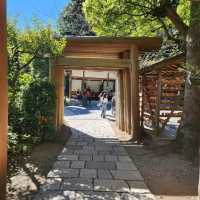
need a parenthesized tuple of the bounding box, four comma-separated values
(55, 56, 130, 69)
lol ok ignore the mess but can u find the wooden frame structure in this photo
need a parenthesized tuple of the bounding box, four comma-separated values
(140, 54, 186, 135)
(0, 1, 8, 199)
(51, 36, 161, 140)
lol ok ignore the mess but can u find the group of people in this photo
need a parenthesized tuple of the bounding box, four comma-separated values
(75, 89, 116, 119)
(98, 92, 116, 118)
(76, 87, 92, 105)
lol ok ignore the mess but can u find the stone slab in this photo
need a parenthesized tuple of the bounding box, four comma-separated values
(86, 161, 116, 170)
(41, 178, 62, 191)
(79, 155, 92, 161)
(105, 155, 118, 162)
(118, 156, 132, 162)
(111, 170, 144, 181)
(94, 179, 129, 192)
(53, 161, 70, 169)
(63, 190, 121, 200)
(128, 181, 151, 194)
(71, 161, 85, 169)
(97, 169, 112, 179)
(57, 154, 78, 161)
(80, 169, 97, 178)
(116, 162, 137, 171)
(47, 169, 79, 178)
(93, 155, 104, 161)
(61, 178, 93, 191)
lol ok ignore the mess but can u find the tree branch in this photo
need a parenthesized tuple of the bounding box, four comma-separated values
(165, 5, 188, 38)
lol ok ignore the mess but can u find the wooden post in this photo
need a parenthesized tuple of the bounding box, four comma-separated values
(52, 68, 64, 131)
(119, 70, 125, 131)
(130, 45, 140, 141)
(122, 69, 131, 135)
(0, 0, 8, 199)
(155, 73, 162, 135)
(140, 76, 145, 137)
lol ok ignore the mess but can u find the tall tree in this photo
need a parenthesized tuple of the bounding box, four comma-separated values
(58, 0, 95, 36)
(83, 0, 200, 159)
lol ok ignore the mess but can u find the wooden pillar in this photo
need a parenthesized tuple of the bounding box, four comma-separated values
(116, 70, 125, 131)
(0, 0, 8, 199)
(155, 73, 161, 135)
(130, 45, 140, 140)
(124, 69, 131, 135)
(52, 68, 64, 131)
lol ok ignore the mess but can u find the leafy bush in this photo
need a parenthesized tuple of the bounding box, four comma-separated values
(23, 81, 56, 142)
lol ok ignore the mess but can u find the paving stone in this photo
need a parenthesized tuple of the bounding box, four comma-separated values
(63, 190, 121, 200)
(53, 161, 70, 169)
(61, 178, 93, 191)
(57, 154, 78, 161)
(98, 150, 113, 155)
(79, 155, 92, 161)
(47, 169, 79, 178)
(111, 170, 144, 181)
(97, 170, 112, 179)
(41, 178, 62, 191)
(93, 155, 104, 161)
(71, 161, 85, 169)
(34, 191, 65, 200)
(116, 162, 137, 171)
(74, 150, 97, 155)
(86, 161, 116, 170)
(120, 193, 139, 200)
(80, 169, 97, 178)
(128, 181, 151, 194)
(134, 193, 156, 200)
(94, 179, 129, 192)
(105, 155, 118, 162)
(118, 156, 132, 162)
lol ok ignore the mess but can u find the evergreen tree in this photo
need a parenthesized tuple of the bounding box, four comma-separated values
(58, 0, 95, 36)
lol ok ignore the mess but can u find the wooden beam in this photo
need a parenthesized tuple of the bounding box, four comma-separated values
(0, 1, 8, 199)
(130, 45, 140, 141)
(72, 76, 115, 81)
(55, 56, 130, 69)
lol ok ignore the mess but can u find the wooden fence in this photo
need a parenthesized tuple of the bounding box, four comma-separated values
(139, 54, 186, 135)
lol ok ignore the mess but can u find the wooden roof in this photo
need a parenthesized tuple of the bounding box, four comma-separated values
(140, 53, 185, 75)
(64, 36, 162, 55)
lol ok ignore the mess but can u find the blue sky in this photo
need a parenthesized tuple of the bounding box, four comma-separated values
(7, 0, 70, 29)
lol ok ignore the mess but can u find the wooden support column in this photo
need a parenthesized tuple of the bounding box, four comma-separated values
(155, 73, 162, 135)
(0, 0, 8, 199)
(116, 70, 125, 131)
(122, 69, 131, 135)
(52, 68, 64, 131)
(130, 45, 140, 140)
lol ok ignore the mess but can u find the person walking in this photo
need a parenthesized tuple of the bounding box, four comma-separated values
(101, 94, 108, 118)
(111, 95, 116, 116)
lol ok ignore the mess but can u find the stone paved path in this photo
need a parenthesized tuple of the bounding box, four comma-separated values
(35, 103, 155, 200)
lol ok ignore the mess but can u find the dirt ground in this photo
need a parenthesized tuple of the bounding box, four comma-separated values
(7, 126, 71, 200)
(125, 137, 199, 200)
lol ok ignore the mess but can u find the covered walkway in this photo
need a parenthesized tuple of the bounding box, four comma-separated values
(34, 105, 155, 199)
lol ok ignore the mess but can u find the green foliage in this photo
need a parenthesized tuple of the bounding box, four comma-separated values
(83, 0, 190, 37)
(23, 81, 56, 142)
(58, 0, 95, 36)
(7, 20, 65, 155)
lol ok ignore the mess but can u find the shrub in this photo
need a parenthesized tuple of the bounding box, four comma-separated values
(23, 81, 56, 142)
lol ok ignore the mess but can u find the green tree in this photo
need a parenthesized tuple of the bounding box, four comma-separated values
(84, 0, 200, 159)
(58, 0, 95, 36)
(7, 20, 66, 153)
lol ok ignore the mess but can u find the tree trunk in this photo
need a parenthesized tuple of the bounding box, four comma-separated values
(177, 2, 200, 159)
